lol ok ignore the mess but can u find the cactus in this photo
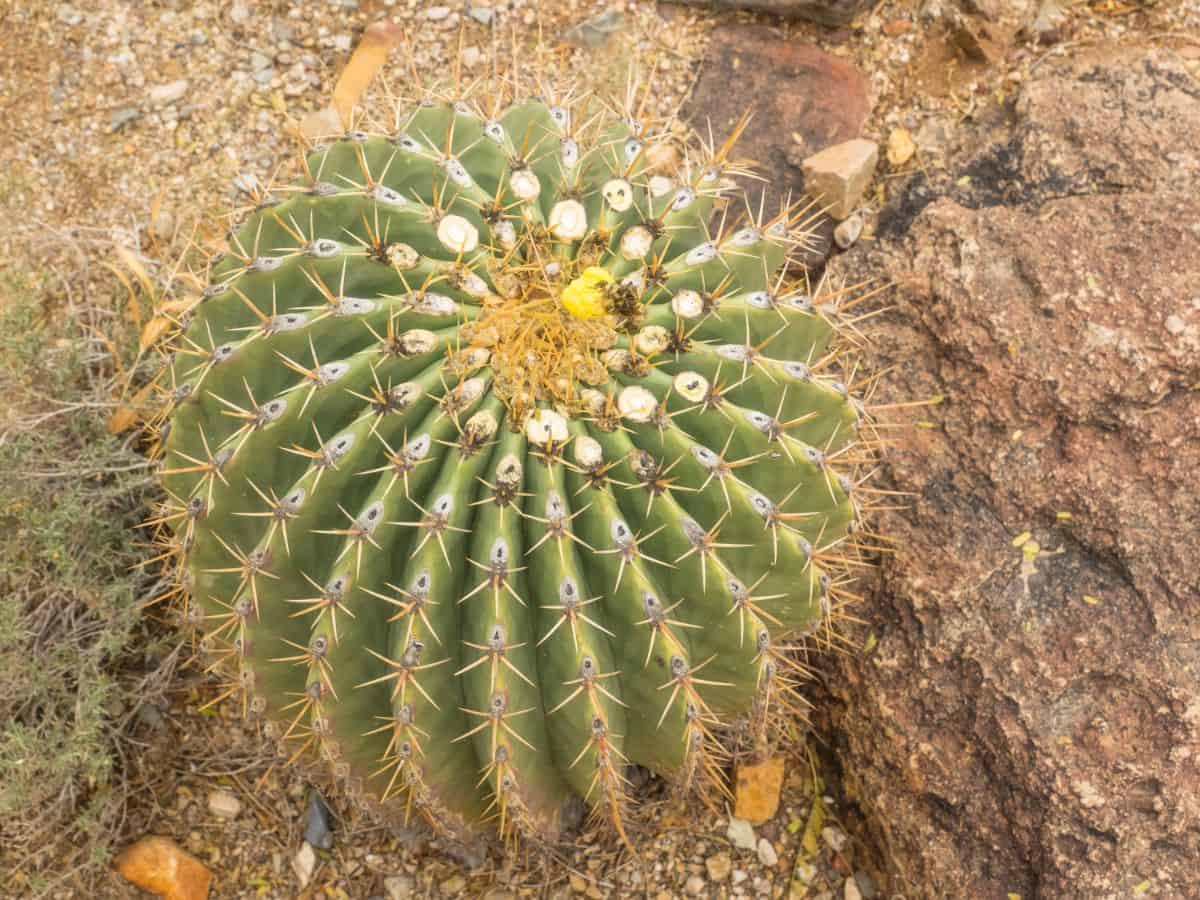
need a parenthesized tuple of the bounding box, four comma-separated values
(154, 68, 873, 842)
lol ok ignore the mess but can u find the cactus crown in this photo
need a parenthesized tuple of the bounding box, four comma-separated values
(154, 57, 873, 843)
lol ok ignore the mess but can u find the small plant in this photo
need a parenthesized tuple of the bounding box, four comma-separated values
(0, 270, 160, 889)
(155, 66, 874, 840)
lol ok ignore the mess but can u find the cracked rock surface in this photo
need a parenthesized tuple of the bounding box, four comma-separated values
(830, 45, 1200, 899)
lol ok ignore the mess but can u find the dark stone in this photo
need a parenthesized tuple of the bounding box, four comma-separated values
(303, 790, 334, 850)
(666, 0, 875, 27)
(685, 22, 871, 265)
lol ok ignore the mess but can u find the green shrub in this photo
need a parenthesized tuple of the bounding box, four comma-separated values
(0, 270, 161, 893)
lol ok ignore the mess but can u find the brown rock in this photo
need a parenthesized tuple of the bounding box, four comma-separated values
(114, 836, 213, 900)
(685, 22, 871, 262)
(802, 139, 879, 220)
(832, 45, 1200, 899)
(734, 756, 786, 825)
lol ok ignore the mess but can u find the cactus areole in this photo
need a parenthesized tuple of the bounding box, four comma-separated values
(157, 83, 872, 841)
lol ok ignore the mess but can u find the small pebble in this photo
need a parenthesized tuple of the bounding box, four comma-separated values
(303, 791, 334, 850)
(292, 841, 317, 889)
(1165, 314, 1186, 335)
(886, 127, 916, 167)
(149, 79, 189, 106)
(822, 825, 848, 852)
(756, 837, 778, 867)
(705, 852, 732, 881)
(732, 869, 749, 885)
(726, 816, 757, 851)
(684, 874, 705, 896)
(834, 214, 864, 250)
(207, 789, 241, 819)
(467, 6, 495, 25)
(794, 860, 818, 884)
(425, 5, 451, 20)
(461, 46, 482, 68)
(249, 51, 272, 71)
(845, 877, 864, 900)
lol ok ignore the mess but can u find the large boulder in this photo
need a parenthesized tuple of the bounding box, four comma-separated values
(831, 46, 1200, 898)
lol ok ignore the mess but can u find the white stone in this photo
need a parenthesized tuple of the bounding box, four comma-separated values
(425, 6, 451, 19)
(207, 789, 242, 819)
(756, 837, 778, 867)
(821, 824, 848, 852)
(845, 877, 864, 900)
(149, 79, 189, 105)
(793, 861, 816, 884)
(461, 46, 481, 68)
(834, 213, 864, 250)
(725, 816, 757, 851)
(292, 842, 316, 888)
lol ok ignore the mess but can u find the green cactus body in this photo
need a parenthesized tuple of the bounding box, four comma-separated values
(158, 87, 867, 840)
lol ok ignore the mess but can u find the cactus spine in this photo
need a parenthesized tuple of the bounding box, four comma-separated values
(154, 65, 873, 841)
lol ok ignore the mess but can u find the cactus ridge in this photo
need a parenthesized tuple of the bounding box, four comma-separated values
(154, 74, 874, 842)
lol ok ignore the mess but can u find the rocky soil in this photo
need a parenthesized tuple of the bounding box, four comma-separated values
(3, 0, 1198, 898)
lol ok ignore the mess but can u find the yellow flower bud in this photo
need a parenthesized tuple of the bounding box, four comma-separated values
(560, 266, 613, 320)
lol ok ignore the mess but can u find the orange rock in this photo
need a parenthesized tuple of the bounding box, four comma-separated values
(733, 756, 786, 825)
(114, 836, 213, 900)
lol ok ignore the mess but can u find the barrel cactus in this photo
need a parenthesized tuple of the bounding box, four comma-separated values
(154, 72, 869, 841)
